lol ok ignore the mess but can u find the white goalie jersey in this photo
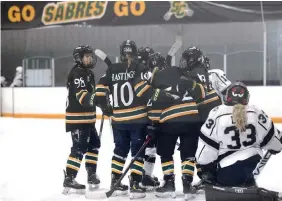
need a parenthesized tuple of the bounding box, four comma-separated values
(196, 104, 282, 168)
(208, 69, 231, 101)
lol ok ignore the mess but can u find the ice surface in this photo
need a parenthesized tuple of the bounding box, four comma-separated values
(0, 118, 281, 201)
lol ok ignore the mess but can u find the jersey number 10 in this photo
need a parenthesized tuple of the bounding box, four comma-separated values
(113, 82, 134, 107)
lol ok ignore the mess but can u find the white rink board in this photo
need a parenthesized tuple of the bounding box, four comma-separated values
(0, 118, 281, 201)
(1, 87, 282, 119)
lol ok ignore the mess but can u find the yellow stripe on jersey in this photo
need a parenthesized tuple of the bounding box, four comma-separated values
(79, 92, 88, 104)
(197, 90, 219, 106)
(162, 103, 196, 114)
(136, 85, 150, 97)
(96, 92, 106, 96)
(160, 110, 198, 123)
(198, 84, 206, 99)
(66, 119, 96, 124)
(112, 113, 147, 122)
(113, 106, 146, 114)
(134, 81, 146, 91)
(96, 84, 109, 90)
(76, 90, 87, 97)
(66, 112, 96, 116)
(148, 109, 162, 121)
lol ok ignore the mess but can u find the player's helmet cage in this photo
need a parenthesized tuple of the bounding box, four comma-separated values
(224, 81, 250, 106)
(137, 46, 154, 65)
(148, 52, 167, 71)
(120, 40, 138, 62)
(203, 56, 211, 70)
(73, 45, 97, 68)
(179, 47, 204, 72)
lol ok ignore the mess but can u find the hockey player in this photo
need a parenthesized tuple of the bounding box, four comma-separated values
(95, 40, 150, 199)
(1, 76, 7, 87)
(181, 47, 222, 122)
(137, 46, 154, 67)
(204, 56, 232, 101)
(140, 52, 171, 190)
(146, 59, 206, 199)
(10, 66, 23, 87)
(136, 50, 166, 190)
(63, 45, 100, 194)
(196, 81, 282, 201)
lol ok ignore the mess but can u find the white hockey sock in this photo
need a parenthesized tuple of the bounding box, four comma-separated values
(144, 161, 155, 176)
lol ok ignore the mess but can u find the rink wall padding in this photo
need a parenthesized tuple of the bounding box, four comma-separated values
(1, 87, 282, 123)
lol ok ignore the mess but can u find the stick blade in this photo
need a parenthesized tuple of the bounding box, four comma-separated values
(85, 189, 109, 200)
(167, 40, 182, 56)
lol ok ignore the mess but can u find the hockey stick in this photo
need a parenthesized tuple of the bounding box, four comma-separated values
(252, 151, 272, 180)
(98, 114, 104, 139)
(86, 136, 152, 199)
(95, 49, 112, 67)
(166, 37, 182, 67)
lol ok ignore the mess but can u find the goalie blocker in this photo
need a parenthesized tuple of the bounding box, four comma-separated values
(205, 184, 280, 201)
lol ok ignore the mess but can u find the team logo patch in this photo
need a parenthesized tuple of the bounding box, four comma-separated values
(164, 1, 194, 21)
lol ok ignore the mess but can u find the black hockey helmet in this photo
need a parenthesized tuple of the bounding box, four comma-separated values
(203, 56, 211, 70)
(148, 52, 167, 71)
(120, 40, 138, 62)
(224, 81, 250, 106)
(179, 46, 204, 73)
(137, 46, 154, 65)
(73, 45, 97, 68)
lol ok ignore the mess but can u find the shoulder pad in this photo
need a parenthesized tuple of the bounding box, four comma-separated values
(208, 69, 224, 75)
(208, 105, 224, 119)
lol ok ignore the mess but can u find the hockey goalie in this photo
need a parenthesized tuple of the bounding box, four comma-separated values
(196, 81, 282, 201)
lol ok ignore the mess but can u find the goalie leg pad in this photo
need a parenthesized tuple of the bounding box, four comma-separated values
(205, 185, 279, 201)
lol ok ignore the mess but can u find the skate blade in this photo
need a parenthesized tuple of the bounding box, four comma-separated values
(62, 187, 85, 195)
(130, 192, 146, 199)
(184, 193, 197, 201)
(112, 190, 128, 197)
(88, 184, 100, 191)
(155, 191, 176, 198)
(140, 184, 156, 191)
(85, 188, 108, 199)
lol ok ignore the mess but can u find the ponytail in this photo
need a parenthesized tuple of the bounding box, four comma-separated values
(126, 55, 132, 68)
(232, 104, 247, 132)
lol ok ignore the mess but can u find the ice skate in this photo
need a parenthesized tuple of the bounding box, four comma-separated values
(87, 167, 100, 191)
(141, 174, 160, 191)
(155, 174, 176, 198)
(182, 174, 197, 200)
(62, 170, 85, 195)
(193, 179, 205, 194)
(129, 175, 146, 199)
(110, 173, 128, 196)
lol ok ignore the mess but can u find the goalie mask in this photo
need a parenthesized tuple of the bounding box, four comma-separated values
(179, 46, 204, 74)
(73, 45, 97, 69)
(137, 46, 154, 66)
(120, 40, 137, 62)
(225, 81, 250, 106)
(148, 52, 167, 71)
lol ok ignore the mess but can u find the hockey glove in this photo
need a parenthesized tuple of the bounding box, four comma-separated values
(197, 162, 217, 185)
(102, 106, 113, 117)
(151, 88, 179, 104)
